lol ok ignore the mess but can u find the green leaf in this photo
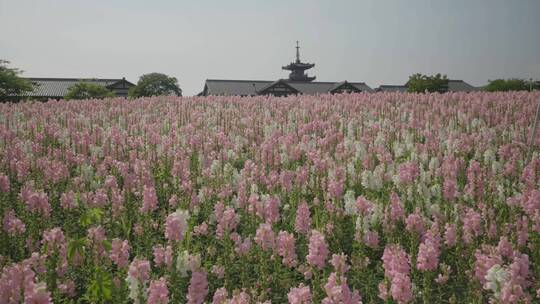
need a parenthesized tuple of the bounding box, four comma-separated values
(102, 239, 112, 251)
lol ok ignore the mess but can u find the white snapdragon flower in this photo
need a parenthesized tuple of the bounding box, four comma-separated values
(372, 165, 385, 191)
(223, 163, 234, 180)
(404, 132, 415, 151)
(393, 141, 404, 159)
(496, 184, 506, 203)
(374, 132, 386, 147)
(210, 159, 221, 176)
(483, 148, 496, 165)
(361, 170, 372, 190)
(346, 162, 356, 182)
(250, 183, 259, 196)
(227, 148, 236, 161)
(430, 183, 441, 200)
(491, 161, 502, 175)
(369, 203, 383, 227)
(484, 264, 509, 300)
(126, 275, 142, 304)
(176, 250, 191, 278)
(343, 190, 357, 215)
(355, 141, 366, 161)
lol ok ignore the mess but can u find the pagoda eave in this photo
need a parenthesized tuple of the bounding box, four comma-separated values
(282, 63, 315, 71)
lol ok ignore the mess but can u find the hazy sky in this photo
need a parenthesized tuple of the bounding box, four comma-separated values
(1, 0, 539, 96)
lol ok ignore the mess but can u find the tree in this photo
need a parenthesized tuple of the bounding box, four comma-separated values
(0, 60, 33, 102)
(484, 78, 536, 92)
(407, 73, 449, 93)
(64, 82, 114, 100)
(128, 73, 182, 98)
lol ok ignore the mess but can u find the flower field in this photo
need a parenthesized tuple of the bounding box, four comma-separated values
(1, 92, 540, 303)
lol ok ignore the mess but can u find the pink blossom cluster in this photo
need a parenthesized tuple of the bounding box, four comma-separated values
(381, 245, 413, 303)
(307, 230, 329, 269)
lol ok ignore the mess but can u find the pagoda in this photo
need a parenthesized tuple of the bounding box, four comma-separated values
(282, 41, 316, 82)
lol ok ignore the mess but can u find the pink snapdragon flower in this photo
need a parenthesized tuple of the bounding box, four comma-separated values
(216, 206, 240, 239)
(355, 196, 373, 216)
(497, 237, 514, 258)
(211, 265, 225, 279)
(288, 284, 312, 304)
(87, 226, 107, 259)
(330, 253, 350, 274)
(264, 196, 281, 224)
(147, 277, 169, 304)
(307, 230, 329, 269)
(398, 161, 419, 184)
(389, 272, 413, 304)
(295, 201, 311, 235)
(444, 223, 457, 247)
(193, 222, 209, 236)
(153, 245, 173, 269)
(165, 209, 189, 243)
(388, 192, 405, 224)
(60, 191, 77, 210)
(382, 244, 413, 304)
(187, 271, 208, 304)
(24, 281, 52, 304)
(474, 248, 503, 285)
(128, 258, 151, 284)
(23, 189, 51, 218)
(110, 238, 130, 268)
(405, 208, 425, 236)
(0, 174, 9, 193)
(277, 230, 298, 267)
(462, 208, 482, 244)
(3, 210, 26, 235)
(254, 223, 275, 251)
(363, 230, 380, 249)
(212, 287, 228, 304)
(321, 272, 362, 304)
(140, 185, 158, 213)
(417, 225, 441, 271)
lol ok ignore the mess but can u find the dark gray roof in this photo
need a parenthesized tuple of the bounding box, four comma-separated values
(201, 79, 373, 96)
(376, 85, 408, 92)
(202, 79, 273, 96)
(22, 78, 134, 97)
(447, 80, 479, 92)
(288, 81, 373, 94)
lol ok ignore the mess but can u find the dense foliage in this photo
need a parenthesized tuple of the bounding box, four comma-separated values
(407, 73, 449, 93)
(129, 73, 182, 98)
(64, 82, 115, 100)
(0, 60, 33, 103)
(1, 92, 540, 303)
(484, 78, 537, 92)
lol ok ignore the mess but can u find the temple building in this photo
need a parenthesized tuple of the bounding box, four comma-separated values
(198, 42, 373, 96)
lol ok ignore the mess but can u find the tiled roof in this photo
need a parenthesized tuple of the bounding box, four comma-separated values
(447, 80, 479, 92)
(201, 79, 373, 96)
(22, 78, 134, 97)
(203, 79, 273, 96)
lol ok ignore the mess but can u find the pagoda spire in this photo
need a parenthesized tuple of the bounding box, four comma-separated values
(296, 40, 300, 63)
(282, 41, 316, 82)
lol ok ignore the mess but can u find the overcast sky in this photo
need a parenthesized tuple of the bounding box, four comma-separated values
(1, 0, 539, 96)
